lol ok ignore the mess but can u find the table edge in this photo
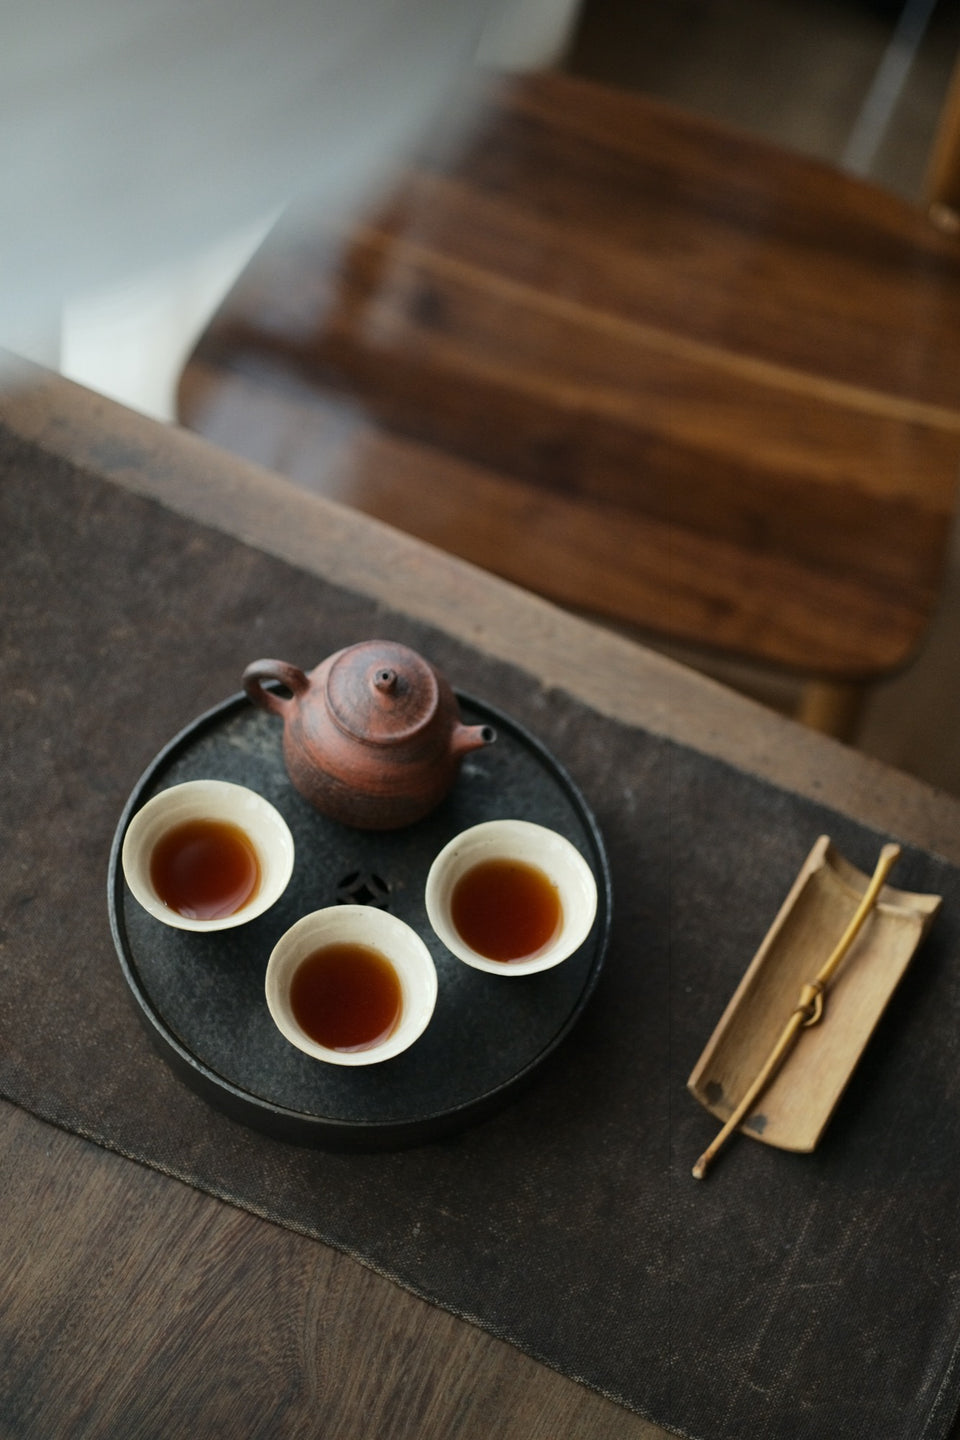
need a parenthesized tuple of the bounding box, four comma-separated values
(4, 360, 959, 864)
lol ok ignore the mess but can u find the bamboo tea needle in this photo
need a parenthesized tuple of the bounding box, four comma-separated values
(692, 842, 902, 1180)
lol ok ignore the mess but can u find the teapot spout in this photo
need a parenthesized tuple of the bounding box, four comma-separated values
(451, 721, 496, 758)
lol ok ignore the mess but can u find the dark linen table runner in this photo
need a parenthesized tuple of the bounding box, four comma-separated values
(3, 438, 960, 1440)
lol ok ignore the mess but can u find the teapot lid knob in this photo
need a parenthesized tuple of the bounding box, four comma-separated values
(326, 641, 440, 744)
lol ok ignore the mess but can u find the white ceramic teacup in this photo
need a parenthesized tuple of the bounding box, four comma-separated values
(121, 779, 295, 932)
(425, 818, 598, 976)
(265, 905, 438, 1066)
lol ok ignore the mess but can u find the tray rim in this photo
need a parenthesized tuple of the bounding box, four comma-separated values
(108, 689, 612, 1149)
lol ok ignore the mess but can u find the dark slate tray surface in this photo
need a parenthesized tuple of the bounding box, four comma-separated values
(109, 692, 611, 1147)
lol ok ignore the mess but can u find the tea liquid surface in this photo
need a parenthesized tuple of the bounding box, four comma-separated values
(290, 943, 402, 1052)
(451, 857, 562, 962)
(150, 817, 260, 920)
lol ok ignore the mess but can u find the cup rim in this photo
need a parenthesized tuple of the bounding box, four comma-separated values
(265, 904, 438, 1066)
(120, 778, 295, 931)
(424, 818, 598, 975)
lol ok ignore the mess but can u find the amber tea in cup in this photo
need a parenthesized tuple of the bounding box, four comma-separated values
(425, 819, 598, 976)
(121, 780, 295, 932)
(266, 906, 437, 1066)
(288, 942, 403, 1052)
(450, 856, 562, 962)
(150, 816, 261, 921)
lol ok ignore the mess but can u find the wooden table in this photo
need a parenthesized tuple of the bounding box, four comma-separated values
(3, 367, 960, 1439)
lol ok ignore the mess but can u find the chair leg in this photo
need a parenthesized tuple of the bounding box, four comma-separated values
(797, 680, 867, 742)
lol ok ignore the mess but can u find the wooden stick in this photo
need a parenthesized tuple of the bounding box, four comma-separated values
(692, 842, 901, 1180)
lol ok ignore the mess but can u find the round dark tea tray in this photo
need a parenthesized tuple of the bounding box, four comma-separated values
(108, 691, 611, 1149)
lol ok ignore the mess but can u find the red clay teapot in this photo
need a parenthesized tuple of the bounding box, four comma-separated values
(242, 641, 495, 829)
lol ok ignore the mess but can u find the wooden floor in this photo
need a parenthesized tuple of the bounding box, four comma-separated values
(564, 0, 960, 797)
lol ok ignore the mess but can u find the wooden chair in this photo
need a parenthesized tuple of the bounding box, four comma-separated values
(177, 66, 960, 739)
(927, 41, 960, 221)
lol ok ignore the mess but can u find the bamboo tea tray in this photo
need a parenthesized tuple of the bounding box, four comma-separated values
(688, 835, 941, 1154)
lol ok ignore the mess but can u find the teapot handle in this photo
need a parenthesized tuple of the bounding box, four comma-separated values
(242, 659, 309, 717)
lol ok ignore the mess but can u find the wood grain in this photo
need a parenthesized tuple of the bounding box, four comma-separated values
(178, 359, 939, 676)
(0, 1102, 659, 1440)
(178, 70, 960, 682)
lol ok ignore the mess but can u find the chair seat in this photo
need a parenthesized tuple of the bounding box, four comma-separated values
(178, 70, 960, 684)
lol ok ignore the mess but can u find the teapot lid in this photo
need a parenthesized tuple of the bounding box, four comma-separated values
(325, 641, 440, 745)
